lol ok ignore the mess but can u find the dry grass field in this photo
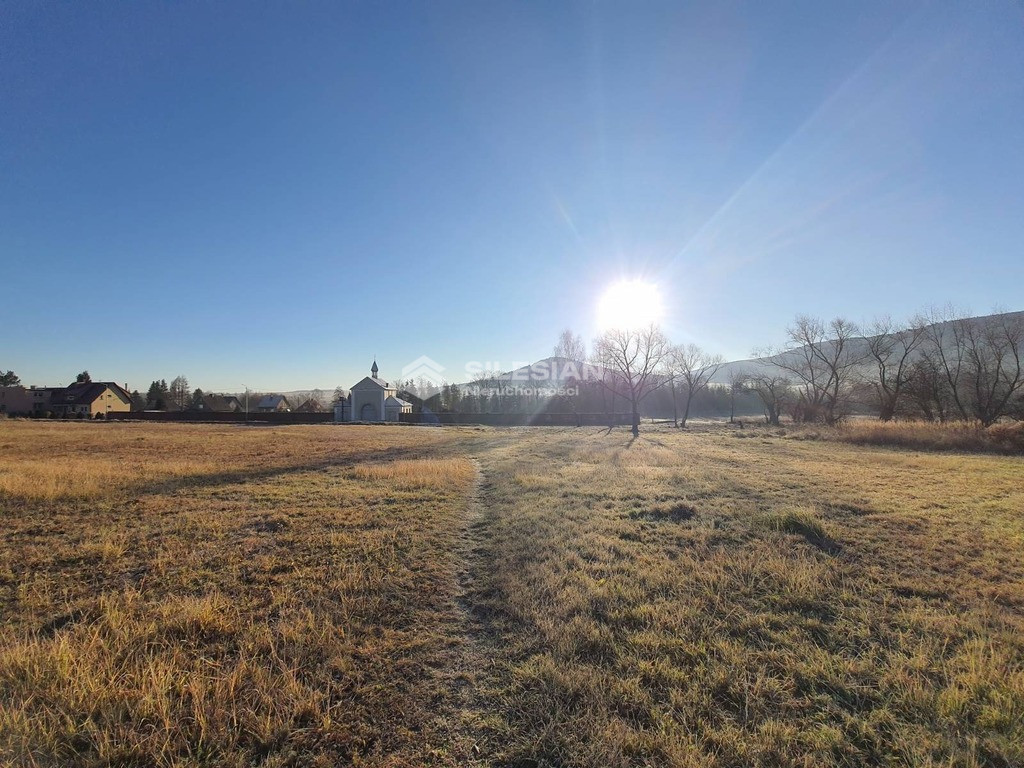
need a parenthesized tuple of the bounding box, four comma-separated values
(1, 421, 1022, 767)
(0, 422, 477, 767)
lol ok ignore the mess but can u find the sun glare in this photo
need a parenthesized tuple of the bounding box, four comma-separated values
(596, 280, 665, 331)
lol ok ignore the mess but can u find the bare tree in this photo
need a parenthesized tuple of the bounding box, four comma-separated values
(306, 389, 325, 412)
(923, 308, 1024, 425)
(169, 375, 190, 410)
(773, 316, 865, 425)
(865, 315, 927, 421)
(665, 344, 724, 428)
(923, 306, 971, 420)
(595, 362, 625, 426)
(1012, 391, 1024, 421)
(592, 324, 670, 436)
(904, 355, 952, 422)
(962, 313, 1024, 426)
(744, 373, 791, 426)
(553, 329, 586, 361)
(727, 369, 746, 424)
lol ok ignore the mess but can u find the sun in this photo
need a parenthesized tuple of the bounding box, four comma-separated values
(596, 280, 665, 331)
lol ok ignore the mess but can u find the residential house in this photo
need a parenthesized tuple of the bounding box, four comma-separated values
(257, 395, 291, 412)
(28, 386, 60, 415)
(0, 386, 33, 415)
(191, 394, 243, 413)
(47, 382, 133, 418)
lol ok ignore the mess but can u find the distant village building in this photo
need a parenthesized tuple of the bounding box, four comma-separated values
(29, 386, 58, 414)
(257, 395, 291, 412)
(334, 361, 412, 423)
(191, 394, 243, 413)
(20, 382, 134, 418)
(0, 386, 33, 415)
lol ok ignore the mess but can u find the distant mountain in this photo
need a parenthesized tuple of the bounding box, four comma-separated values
(707, 309, 1024, 384)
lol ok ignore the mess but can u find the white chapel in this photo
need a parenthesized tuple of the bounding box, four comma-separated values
(334, 361, 413, 423)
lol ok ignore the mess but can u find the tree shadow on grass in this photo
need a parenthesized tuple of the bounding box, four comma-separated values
(125, 444, 436, 499)
(639, 435, 670, 449)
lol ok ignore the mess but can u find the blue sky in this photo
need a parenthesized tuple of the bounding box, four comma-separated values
(2, 1, 1022, 392)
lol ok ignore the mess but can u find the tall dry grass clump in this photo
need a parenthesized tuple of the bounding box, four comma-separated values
(352, 458, 475, 489)
(796, 419, 1024, 454)
(0, 457, 220, 501)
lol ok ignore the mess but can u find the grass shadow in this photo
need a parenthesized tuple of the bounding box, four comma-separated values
(762, 509, 843, 555)
(127, 444, 436, 499)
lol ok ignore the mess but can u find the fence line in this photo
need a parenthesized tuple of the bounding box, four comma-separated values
(104, 410, 635, 427)
(399, 412, 635, 426)
(106, 411, 333, 424)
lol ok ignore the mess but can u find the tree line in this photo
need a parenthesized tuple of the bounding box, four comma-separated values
(395, 307, 1023, 435)
(6, 308, 1021, 430)
(747, 308, 1024, 428)
(143, 378, 329, 412)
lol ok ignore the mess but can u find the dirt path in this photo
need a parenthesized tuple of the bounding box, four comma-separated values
(429, 456, 502, 766)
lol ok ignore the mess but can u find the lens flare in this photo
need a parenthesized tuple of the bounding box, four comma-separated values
(596, 280, 664, 331)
